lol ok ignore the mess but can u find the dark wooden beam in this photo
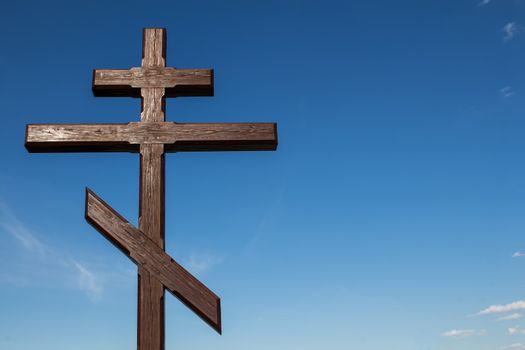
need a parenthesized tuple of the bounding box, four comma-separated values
(25, 124, 133, 152)
(25, 123, 278, 152)
(137, 28, 167, 350)
(93, 28, 212, 98)
(92, 68, 214, 97)
(85, 188, 221, 333)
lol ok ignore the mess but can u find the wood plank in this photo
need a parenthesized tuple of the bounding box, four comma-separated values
(138, 267, 164, 350)
(85, 188, 221, 333)
(25, 124, 134, 152)
(25, 123, 278, 152)
(164, 122, 278, 151)
(92, 67, 213, 97)
(142, 28, 166, 68)
(141, 88, 165, 123)
(138, 29, 167, 350)
(139, 143, 165, 350)
(93, 28, 213, 97)
(139, 146, 165, 246)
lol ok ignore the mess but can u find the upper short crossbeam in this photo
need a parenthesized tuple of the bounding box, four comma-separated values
(93, 29, 213, 97)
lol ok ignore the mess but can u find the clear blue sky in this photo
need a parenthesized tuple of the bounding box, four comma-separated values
(1, 0, 525, 349)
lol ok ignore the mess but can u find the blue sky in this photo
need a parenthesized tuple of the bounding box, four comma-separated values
(2, 0, 525, 349)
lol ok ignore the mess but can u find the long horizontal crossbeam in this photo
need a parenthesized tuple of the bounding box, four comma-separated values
(25, 122, 277, 152)
(85, 188, 221, 333)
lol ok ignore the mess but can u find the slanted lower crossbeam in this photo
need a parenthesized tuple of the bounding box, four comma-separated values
(85, 189, 221, 329)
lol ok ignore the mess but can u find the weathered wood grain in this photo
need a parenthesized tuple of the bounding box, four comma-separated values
(93, 28, 212, 97)
(142, 28, 166, 68)
(85, 189, 221, 333)
(139, 143, 165, 248)
(25, 122, 278, 152)
(141, 88, 165, 123)
(92, 67, 213, 97)
(138, 267, 165, 350)
(138, 29, 168, 350)
(138, 143, 165, 350)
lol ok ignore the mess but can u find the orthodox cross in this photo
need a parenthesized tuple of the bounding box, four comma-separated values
(25, 28, 277, 350)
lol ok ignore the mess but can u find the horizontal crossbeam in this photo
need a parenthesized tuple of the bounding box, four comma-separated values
(93, 67, 213, 97)
(85, 188, 221, 333)
(25, 122, 277, 152)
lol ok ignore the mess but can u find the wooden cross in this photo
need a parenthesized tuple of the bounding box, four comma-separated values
(25, 28, 277, 350)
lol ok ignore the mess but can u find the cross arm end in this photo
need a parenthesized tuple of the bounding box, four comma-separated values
(25, 123, 139, 153)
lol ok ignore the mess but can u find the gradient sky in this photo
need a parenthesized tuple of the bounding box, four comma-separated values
(2, 1, 525, 349)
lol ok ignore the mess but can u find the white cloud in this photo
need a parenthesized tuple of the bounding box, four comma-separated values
(509, 326, 525, 335)
(0, 201, 47, 255)
(442, 329, 486, 338)
(0, 200, 104, 302)
(478, 0, 491, 6)
(503, 22, 519, 42)
(501, 344, 525, 350)
(501, 86, 516, 98)
(513, 252, 524, 257)
(184, 253, 223, 275)
(72, 260, 103, 302)
(499, 314, 524, 322)
(478, 301, 525, 315)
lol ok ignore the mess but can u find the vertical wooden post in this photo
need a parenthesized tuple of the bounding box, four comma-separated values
(138, 28, 166, 350)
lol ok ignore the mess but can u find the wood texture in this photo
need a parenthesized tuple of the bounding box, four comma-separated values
(93, 28, 212, 97)
(138, 28, 167, 350)
(142, 28, 166, 67)
(93, 68, 213, 97)
(85, 188, 221, 333)
(138, 142, 165, 350)
(26, 122, 278, 152)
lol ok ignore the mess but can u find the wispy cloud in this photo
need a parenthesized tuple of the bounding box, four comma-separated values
(442, 329, 486, 338)
(0, 200, 105, 302)
(509, 326, 525, 335)
(513, 252, 524, 258)
(501, 86, 516, 98)
(0, 201, 47, 255)
(503, 22, 519, 42)
(72, 260, 103, 302)
(184, 253, 223, 275)
(502, 344, 525, 350)
(499, 314, 524, 322)
(478, 0, 492, 6)
(478, 301, 525, 315)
